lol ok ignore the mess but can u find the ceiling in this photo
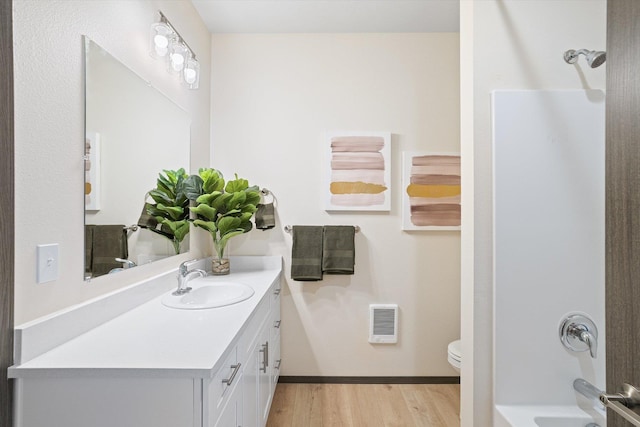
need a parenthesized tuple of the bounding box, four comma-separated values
(191, 0, 460, 34)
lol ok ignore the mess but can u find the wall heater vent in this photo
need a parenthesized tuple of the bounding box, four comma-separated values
(369, 304, 398, 344)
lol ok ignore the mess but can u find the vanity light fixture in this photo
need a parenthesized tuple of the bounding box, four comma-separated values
(150, 11, 200, 89)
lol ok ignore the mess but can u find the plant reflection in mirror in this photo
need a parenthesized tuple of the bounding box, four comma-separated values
(145, 168, 191, 254)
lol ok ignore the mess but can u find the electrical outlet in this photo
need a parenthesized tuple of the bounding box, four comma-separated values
(37, 244, 59, 283)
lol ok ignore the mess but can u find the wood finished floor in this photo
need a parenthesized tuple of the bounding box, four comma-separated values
(266, 383, 460, 427)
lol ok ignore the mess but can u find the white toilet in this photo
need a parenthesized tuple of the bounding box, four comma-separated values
(447, 340, 461, 373)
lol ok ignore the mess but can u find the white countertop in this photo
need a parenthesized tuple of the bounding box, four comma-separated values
(9, 257, 282, 379)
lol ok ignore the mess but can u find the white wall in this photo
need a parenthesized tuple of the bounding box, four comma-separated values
(13, 0, 211, 324)
(211, 33, 461, 376)
(459, 1, 606, 425)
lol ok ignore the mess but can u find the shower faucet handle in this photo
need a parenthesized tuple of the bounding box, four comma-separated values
(559, 313, 599, 359)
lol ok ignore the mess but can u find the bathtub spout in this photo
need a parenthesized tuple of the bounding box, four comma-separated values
(574, 378, 603, 402)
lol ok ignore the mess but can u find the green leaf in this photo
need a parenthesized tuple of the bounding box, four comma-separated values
(225, 174, 249, 193)
(196, 191, 222, 205)
(145, 203, 164, 217)
(199, 168, 225, 193)
(221, 209, 242, 217)
(239, 212, 253, 222)
(189, 204, 217, 221)
(217, 216, 242, 236)
(244, 190, 261, 206)
(148, 189, 172, 205)
(174, 221, 190, 242)
(241, 204, 257, 214)
(226, 191, 247, 210)
(183, 175, 204, 201)
(240, 219, 253, 233)
(193, 219, 218, 234)
(157, 203, 185, 221)
(212, 193, 232, 212)
(156, 217, 178, 233)
(174, 174, 189, 205)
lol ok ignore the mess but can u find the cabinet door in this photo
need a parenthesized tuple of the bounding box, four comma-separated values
(206, 346, 239, 427)
(269, 285, 282, 395)
(215, 372, 243, 427)
(243, 321, 270, 427)
(257, 322, 271, 427)
(270, 334, 281, 394)
(242, 341, 259, 427)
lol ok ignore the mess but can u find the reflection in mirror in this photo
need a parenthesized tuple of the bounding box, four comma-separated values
(84, 37, 191, 280)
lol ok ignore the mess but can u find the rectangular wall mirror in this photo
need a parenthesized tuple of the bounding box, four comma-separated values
(84, 37, 191, 279)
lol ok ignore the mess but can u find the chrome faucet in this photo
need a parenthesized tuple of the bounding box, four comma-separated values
(115, 258, 137, 269)
(174, 259, 207, 296)
(559, 313, 598, 359)
(567, 323, 597, 358)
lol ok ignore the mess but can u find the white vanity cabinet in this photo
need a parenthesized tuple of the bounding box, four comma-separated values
(240, 279, 280, 427)
(270, 282, 282, 393)
(10, 257, 282, 427)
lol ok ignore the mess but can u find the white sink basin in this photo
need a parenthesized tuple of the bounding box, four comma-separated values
(162, 280, 255, 310)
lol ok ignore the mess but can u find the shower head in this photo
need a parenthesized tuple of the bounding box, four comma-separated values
(564, 49, 606, 68)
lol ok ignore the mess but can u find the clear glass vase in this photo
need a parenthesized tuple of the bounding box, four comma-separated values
(211, 241, 230, 275)
(211, 256, 230, 275)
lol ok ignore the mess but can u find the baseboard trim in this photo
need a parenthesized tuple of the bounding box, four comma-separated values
(277, 376, 460, 384)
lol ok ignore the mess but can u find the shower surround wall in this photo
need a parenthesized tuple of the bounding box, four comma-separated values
(493, 90, 605, 413)
(459, 1, 606, 423)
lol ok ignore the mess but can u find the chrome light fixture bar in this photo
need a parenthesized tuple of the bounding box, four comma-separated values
(150, 11, 200, 89)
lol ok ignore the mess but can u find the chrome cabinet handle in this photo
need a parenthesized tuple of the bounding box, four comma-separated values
(260, 342, 269, 373)
(222, 363, 241, 386)
(274, 320, 281, 329)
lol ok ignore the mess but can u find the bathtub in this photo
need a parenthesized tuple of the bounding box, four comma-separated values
(495, 405, 606, 427)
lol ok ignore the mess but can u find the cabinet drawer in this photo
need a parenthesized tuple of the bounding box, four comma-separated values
(271, 333, 281, 392)
(207, 346, 240, 426)
(271, 278, 282, 307)
(238, 296, 269, 362)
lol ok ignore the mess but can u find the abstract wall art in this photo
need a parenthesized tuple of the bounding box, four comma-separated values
(85, 132, 101, 211)
(402, 152, 461, 230)
(325, 132, 391, 211)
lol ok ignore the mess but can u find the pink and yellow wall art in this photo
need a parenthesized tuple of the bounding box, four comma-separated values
(402, 152, 461, 230)
(85, 132, 101, 211)
(325, 132, 391, 211)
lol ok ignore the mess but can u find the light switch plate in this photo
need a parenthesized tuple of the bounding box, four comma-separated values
(37, 244, 59, 283)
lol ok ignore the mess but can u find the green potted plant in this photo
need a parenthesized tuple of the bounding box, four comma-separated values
(188, 168, 261, 274)
(145, 168, 191, 255)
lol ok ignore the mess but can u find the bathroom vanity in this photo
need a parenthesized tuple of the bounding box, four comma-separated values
(9, 256, 282, 427)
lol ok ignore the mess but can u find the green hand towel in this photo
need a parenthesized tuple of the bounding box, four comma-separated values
(84, 225, 95, 276)
(255, 203, 276, 230)
(291, 226, 323, 281)
(91, 225, 128, 276)
(322, 226, 355, 274)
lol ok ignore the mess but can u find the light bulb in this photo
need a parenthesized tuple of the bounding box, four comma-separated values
(184, 68, 196, 84)
(154, 34, 169, 49)
(150, 22, 175, 59)
(171, 53, 184, 67)
(168, 40, 188, 73)
(183, 56, 200, 89)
